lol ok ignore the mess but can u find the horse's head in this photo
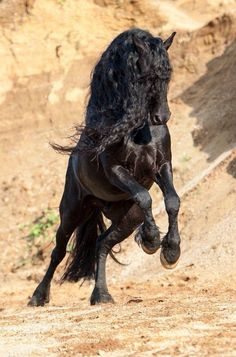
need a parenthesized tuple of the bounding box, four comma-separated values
(133, 32, 176, 125)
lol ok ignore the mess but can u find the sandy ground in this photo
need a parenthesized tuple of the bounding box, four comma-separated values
(0, 280, 235, 356)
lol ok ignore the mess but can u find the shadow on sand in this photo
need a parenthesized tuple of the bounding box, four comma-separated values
(180, 39, 236, 177)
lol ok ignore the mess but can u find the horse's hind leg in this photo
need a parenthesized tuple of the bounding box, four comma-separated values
(28, 163, 86, 306)
(90, 203, 143, 305)
(28, 223, 73, 306)
(155, 162, 181, 269)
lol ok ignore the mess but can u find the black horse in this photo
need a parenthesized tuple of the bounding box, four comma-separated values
(28, 28, 181, 307)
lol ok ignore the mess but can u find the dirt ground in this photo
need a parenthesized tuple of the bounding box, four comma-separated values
(0, 1, 236, 356)
(0, 279, 235, 356)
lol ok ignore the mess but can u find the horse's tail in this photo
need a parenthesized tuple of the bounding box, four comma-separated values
(61, 208, 105, 283)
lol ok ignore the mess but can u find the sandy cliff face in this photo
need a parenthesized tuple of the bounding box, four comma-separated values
(0, 0, 166, 135)
(0, 1, 235, 142)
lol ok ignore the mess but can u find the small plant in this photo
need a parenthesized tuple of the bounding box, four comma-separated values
(180, 153, 192, 163)
(18, 209, 59, 268)
(16, 209, 76, 271)
(26, 210, 59, 242)
(57, 0, 66, 5)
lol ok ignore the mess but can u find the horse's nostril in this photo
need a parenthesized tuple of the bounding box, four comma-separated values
(154, 115, 162, 124)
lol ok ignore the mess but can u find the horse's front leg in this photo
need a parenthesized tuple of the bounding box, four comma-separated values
(104, 164, 161, 254)
(155, 162, 181, 269)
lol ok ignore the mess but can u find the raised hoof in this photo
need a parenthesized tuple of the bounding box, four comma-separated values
(160, 245, 181, 270)
(90, 288, 115, 306)
(135, 231, 161, 255)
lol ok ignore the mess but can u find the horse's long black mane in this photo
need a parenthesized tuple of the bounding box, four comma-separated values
(52, 28, 172, 156)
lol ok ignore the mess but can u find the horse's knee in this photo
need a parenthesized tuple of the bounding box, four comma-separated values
(165, 194, 180, 215)
(134, 190, 152, 210)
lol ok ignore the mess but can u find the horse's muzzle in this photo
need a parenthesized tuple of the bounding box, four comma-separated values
(152, 112, 171, 125)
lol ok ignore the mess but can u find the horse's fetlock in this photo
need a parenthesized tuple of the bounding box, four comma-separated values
(163, 233, 180, 248)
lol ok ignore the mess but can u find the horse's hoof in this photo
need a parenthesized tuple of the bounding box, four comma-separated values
(160, 245, 181, 269)
(28, 295, 49, 307)
(28, 287, 50, 307)
(90, 288, 115, 305)
(141, 240, 161, 255)
(135, 231, 161, 255)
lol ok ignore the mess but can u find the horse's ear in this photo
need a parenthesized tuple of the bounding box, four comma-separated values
(163, 32, 176, 50)
(132, 35, 148, 56)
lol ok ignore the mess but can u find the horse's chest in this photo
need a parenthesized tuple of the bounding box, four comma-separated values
(124, 146, 156, 182)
